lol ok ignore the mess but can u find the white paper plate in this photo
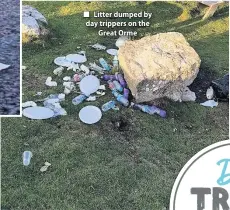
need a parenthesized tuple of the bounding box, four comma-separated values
(66, 54, 87, 63)
(80, 75, 100, 96)
(106, 49, 118, 56)
(79, 106, 102, 124)
(54, 57, 71, 67)
(23, 107, 54, 119)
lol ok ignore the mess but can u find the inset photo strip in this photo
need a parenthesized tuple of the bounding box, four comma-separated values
(1, 1, 229, 210)
(0, 0, 21, 116)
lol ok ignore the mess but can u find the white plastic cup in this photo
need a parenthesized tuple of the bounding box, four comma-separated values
(23, 151, 32, 166)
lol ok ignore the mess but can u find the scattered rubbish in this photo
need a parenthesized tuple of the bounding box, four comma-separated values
(79, 105, 102, 124)
(90, 43, 106, 50)
(200, 100, 218, 108)
(45, 77, 57, 87)
(23, 151, 32, 166)
(54, 56, 71, 67)
(123, 88, 130, 99)
(80, 64, 90, 75)
(112, 90, 129, 106)
(211, 74, 229, 101)
(40, 162, 51, 172)
(98, 85, 106, 90)
(99, 58, 111, 71)
(63, 76, 71, 81)
(22, 101, 37, 108)
(35, 92, 42, 96)
(73, 73, 84, 82)
(206, 86, 214, 100)
(108, 80, 116, 91)
(86, 96, 96, 101)
(115, 36, 129, 48)
(63, 82, 75, 94)
(96, 91, 106, 96)
(89, 62, 105, 74)
(0, 63, 10, 71)
(44, 99, 67, 117)
(131, 102, 167, 118)
(46, 93, 65, 101)
(67, 63, 80, 72)
(107, 49, 118, 56)
(22, 65, 27, 70)
(23, 106, 55, 119)
(116, 73, 127, 88)
(101, 100, 116, 112)
(112, 55, 119, 73)
(53, 66, 64, 76)
(102, 74, 116, 81)
(79, 75, 100, 96)
(113, 80, 123, 92)
(66, 51, 87, 63)
(103, 73, 126, 87)
(72, 94, 87, 105)
(181, 87, 196, 102)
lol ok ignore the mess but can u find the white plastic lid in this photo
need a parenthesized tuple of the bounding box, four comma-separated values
(54, 57, 71, 67)
(79, 106, 102, 124)
(80, 75, 100, 96)
(23, 107, 54, 119)
(106, 49, 118, 56)
(66, 53, 87, 63)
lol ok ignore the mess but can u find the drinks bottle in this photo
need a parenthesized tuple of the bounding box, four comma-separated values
(101, 101, 116, 112)
(72, 94, 87, 105)
(99, 58, 111, 71)
(113, 80, 123, 92)
(112, 91, 129, 107)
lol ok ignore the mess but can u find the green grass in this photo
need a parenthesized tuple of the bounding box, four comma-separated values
(2, 1, 229, 210)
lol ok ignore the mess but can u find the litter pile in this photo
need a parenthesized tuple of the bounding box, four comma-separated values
(22, 37, 228, 123)
(22, 41, 167, 123)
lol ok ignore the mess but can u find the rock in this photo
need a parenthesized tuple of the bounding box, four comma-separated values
(181, 87, 196, 102)
(22, 5, 48, 42)
(118, 32, 201, 103)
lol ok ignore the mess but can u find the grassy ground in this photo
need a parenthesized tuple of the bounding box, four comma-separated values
(2, 2, 229, 210)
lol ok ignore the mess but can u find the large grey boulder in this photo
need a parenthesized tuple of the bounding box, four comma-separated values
(118, 32, 201, 103)
(22, 5, 48, 41)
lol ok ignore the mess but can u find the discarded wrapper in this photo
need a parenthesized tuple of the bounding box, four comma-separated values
(46, 77, 57, 87)
(200, 100, 218, 108)
(53, 66, 64, 76)
(90, 43, 106, 50)
(22, 101, 37, 108)
(40, 162, 51, 172)
(67, 63, 80, 72)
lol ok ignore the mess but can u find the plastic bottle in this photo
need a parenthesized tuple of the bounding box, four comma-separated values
(123, 88, 130, 99)
(44, 101, 67, 117)
(107, 80, 116, 91)
(23, 151, 32, 166)
(113, 80, 123, 92)
(112, 55, 119, 73)
(102, 74, 116, 81)
(99, 58, 111, 71)
(101, 101, 116, 112)
(116, 73, 127, 88)
(131, 103, 166, 118)
(72, 94, 87, 105)
(112, 91, 129, 107)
